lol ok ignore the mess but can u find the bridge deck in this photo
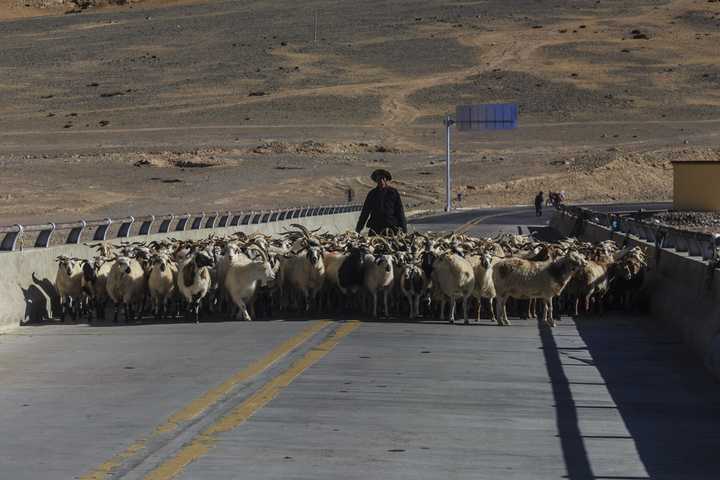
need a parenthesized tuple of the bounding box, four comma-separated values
(0, 315, 718, 479)
(0, 205, 709, 479)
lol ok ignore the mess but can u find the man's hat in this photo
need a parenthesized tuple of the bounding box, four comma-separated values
(371, 169, 392, 182)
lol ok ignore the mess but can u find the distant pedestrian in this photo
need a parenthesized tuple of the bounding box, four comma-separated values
(356, 169, 407, 235)
(347, 187, 355, 203)
(535, 191, 544, 217)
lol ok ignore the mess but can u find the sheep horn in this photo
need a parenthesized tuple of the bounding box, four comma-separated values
(290, 223, 313, 239)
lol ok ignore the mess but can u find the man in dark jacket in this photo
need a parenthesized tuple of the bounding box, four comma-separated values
(356, 169, 407, 235)
(535, 191, 544, 217)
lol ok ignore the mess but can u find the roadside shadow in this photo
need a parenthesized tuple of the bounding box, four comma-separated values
(575, 316, 720, 479)
(538, 318, 594, 480)
(20, 273, 60, 325)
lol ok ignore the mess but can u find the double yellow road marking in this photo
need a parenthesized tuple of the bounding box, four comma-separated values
(145, 321, 359, 480)
(454, 209, 533, 234)
(81, 320, 358, 480)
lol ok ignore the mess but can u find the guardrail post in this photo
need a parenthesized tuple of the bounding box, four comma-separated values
(66, 220, 86, 244)
(217, 211, 231, 228)
(158, 215, 174, 234)
(689, 236, 703, 257)
(35, 223, 56, 247)
(641, 225, 656, 243)
(1, 224, 23, 252)
(117, 216, 135, 238)
(205, 212, 218, 229)
(701, 240, 714, 261)
(191, 213, 205, 230)
(673, 232, 689, 253)
(139, 215, 155, 235)
(175, 214, 190, 232)
(92, 218, 112, 241)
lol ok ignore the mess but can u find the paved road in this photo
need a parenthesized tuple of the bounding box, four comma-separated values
(3, 202, 719, 480)
(410, 202, 670, 237)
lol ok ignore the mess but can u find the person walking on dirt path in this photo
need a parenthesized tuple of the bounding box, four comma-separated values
(356, 169, 407, 235)
(535, 191, 544, 217)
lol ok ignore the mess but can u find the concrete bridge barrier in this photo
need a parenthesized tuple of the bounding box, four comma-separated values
(551, 208, 720, 379)
(0, 205, 361, 331)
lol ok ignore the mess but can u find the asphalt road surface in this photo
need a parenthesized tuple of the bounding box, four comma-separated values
(3, 203, 719, 480)
(410, 202, 671, 237)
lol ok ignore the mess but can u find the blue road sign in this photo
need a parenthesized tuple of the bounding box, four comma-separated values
(456, 103, 518, 131)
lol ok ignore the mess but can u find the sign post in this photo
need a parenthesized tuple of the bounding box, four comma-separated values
(443, 103, 518, 212)
(445, 115, 454, 212)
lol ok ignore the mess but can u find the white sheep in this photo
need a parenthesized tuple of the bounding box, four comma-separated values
(493, 251, 587, 327)
(224, 247, 276, 321)
(427, 251, 475, 324)
(55, 256, 84, 321)
(363, 251, 395, 318)
(469, 251, 497, 323)
(148, 254, 178, 320)
(106, 256, 147, 322)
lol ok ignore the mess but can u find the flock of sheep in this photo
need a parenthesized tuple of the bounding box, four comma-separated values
(53, 224, 648, 326)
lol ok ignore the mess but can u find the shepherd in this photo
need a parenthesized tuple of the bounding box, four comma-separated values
(535, 191, 544, 217)
(356, 169, 407, 235)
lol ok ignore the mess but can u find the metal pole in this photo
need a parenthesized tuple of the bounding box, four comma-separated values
(445, 115, 453, 212)
(314, 11, 318, 44)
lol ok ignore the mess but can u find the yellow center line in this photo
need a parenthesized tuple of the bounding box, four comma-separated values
(143, 321, 360, 480)
(454, 209, 534, 234)
(79, 320, 331, 480)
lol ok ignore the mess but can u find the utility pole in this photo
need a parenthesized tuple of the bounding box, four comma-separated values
(314, 11, 318, 44)
(445, 115, 455, 212)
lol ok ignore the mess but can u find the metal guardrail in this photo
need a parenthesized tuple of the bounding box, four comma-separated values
(0, 204, 363, 252)
(558, 205, 718, 261)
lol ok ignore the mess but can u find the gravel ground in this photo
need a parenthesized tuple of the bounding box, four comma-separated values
(0, 0, 719, 225)
(652, 211, 720, 235)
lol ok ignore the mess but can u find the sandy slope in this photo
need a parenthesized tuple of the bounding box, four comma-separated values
(0, 0, 719, 224)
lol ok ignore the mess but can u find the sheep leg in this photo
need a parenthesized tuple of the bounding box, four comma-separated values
(372, 291, 378, 318)
(383, 290, 389, 319)
(233, 298, 250, 321)
(489, 297, 496, 323)
(463, 295, 469, 325)
(584, 293, 592, 315)
(476, 296, 482, 322)
(406, 294, 414, 319)
(498, 297, 510, 326)
(152, 295, 160, 320)
(449, 296, 456, 324)
(543, 299, 554, 327)
(59, 296, 66, 322)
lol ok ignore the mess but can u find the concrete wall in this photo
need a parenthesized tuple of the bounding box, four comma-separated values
(0, 212, 360, 332)
(551, 210, 720, 379)
(673, 161, 720, 211)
